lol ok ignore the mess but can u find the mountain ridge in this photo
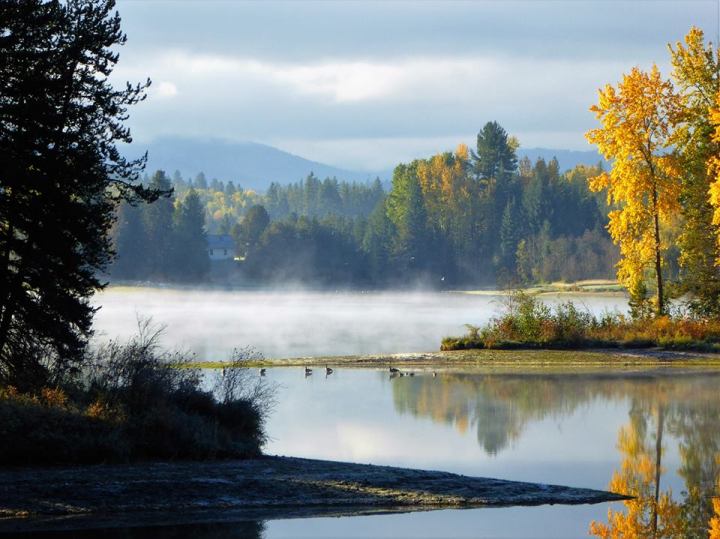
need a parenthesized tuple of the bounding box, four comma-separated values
(127, 136, 606, 191)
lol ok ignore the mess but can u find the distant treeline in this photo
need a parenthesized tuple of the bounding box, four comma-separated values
(110, 122, 618, 286)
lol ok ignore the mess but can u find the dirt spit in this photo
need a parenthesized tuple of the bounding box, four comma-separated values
(0, 456, 630, 532)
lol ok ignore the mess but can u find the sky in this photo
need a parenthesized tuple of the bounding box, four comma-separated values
(114, 0, 719, 172)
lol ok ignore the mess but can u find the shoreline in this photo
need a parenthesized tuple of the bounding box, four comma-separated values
(100, 279, 625, 296)
(0, 456, 629, 533)
(190, 348, 720, 370)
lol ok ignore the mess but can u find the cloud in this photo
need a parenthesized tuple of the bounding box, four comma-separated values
(117, 0, 717, 64)
(119, 49, 634, 106)
(113, 48, 663, 168)
(153, 81, 178, 99)
(111, 0, 716, 170)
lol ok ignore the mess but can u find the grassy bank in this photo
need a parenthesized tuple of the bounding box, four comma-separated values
(456, 279, 625, 296)
(442, 292, 720, 352)
(0, 325, 271, 466)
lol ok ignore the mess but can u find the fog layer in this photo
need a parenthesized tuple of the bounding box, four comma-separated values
(92, 288, 628, 359)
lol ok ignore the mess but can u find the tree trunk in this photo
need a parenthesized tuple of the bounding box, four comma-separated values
(652, 187, 664, 315)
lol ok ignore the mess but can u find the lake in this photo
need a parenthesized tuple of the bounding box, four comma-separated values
(80, 288, 720, 538)
(91, 287, 628, 359)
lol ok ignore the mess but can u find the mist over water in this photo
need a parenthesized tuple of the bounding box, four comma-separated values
(91, 287, 628, 359)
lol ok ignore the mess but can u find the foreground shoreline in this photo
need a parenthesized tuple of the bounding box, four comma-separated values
(0, 456, 629, 533)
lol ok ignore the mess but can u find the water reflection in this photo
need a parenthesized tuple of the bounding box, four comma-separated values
(589, 385, 720, 538)
(387, 369, 720, 537)
(12, 367, 720, 538)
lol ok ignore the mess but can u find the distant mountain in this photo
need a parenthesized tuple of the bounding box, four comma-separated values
(127, 137, 384, 191)
(126, 137, 608, 192)
(517, 148, 608, 172)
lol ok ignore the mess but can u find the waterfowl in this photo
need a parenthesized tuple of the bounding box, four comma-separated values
(389, 367, 400, 374)
(259, 368, 266, 376)
(304, 366, 313, 376)
(325, 366, 334, 375)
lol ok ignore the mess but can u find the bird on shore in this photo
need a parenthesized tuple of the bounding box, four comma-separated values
(259, 368, 266, 376)
(325, 366, 334, 376)
(304, 366, 313, 377)
(432, 371, 437, 377)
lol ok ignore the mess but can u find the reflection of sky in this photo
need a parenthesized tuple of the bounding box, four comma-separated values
(266, 506, 611, 539)
(258, 368, 712, 538)
(265, 369, 628, 488)
(91, 289, 628, 359)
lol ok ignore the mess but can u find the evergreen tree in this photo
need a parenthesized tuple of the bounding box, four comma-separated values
(498, 198, 522, 279)
(110, 202, 148, 280)
(194, 172, 208, 190)
(386, 164, 431, 274)
(173, 189, 209, 281)
(143, 171, 175, 279)
(0, 0, 162, 388)
(473, 121, 518, 181)
(235, 205, 270, 257)
(362, 200, 394, 281)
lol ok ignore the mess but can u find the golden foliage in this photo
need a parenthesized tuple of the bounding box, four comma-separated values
(708, 93, 720, 247)
(415, 144, 473, 238)
(585, 66, 682, 309)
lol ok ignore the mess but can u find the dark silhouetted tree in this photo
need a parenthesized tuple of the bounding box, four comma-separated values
(0, 0, 162, 389)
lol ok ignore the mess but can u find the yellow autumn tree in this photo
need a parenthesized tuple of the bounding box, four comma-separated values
(708, 93, 720, 256)
(668, 27, 720, 314)
(586, 66, 683, 315)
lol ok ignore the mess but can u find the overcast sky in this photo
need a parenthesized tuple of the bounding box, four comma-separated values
(114, 0, 718, 171)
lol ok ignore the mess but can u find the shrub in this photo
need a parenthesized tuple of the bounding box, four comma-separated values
(442, 292, 720, 352)
(0, 320, 272, 466)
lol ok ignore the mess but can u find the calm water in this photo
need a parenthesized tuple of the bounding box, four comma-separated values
(78, 289, 720, 537)
(25, 367, 720, 538)
(91, 287, 627, 359)
(255, 367, 720, 538)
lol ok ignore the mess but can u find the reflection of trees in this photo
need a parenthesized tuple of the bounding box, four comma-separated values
(391, 372, 606, 454)
(389, 370, 720, 536)
(590, 404, 683, 538)
(588, 379, 720, 538)
(711, 480, 720, 538)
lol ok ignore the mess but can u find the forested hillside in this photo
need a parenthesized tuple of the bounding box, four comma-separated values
(110, 122, 617, 286)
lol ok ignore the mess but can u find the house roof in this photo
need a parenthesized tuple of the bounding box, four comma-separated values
(207, 234, 234, 250)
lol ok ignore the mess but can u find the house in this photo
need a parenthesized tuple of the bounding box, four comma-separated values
(207, 234, 235, 261)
